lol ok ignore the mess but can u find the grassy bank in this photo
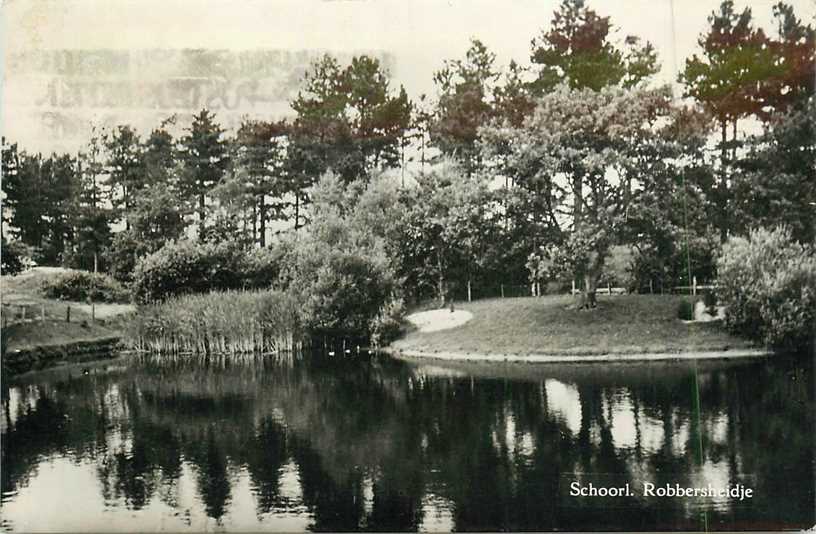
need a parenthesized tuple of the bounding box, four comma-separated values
(2, 267, 134, 356)
(391, 295, 756, 356)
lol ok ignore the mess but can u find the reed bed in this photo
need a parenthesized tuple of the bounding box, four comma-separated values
(126, 290, 303, 356)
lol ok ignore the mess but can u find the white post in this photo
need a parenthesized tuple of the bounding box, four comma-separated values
(572, 279, 576, 295)
(467, 279, 472, 302)
(693, 276, 697, 296)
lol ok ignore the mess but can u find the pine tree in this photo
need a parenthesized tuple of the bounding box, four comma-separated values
(71, 130, 113, 272)
(178, 109, 229, 240)
(290, 54, 412, 184)
(529, 0, 658, 94)
(105, 125, 144, 231)
(680, 1, 785, 242)
(430, 39, 498, 176)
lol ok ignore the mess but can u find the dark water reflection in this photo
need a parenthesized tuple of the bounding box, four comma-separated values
(1, 352, 813, 531)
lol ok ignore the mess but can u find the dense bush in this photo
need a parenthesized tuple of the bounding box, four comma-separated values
(41, 270, 130, 303)
(132, 240, 281, 303)
(134, 240, 222, 302)
(104, 232, 146, 284)
(1, 238, 31, 276)
(126, 290, 301, 354)
(369, 297, 406, 347)
(677, 299, 694, 321)
(702, 288, 718, 314)
(599, 245, 634, 289)
(717, 226, 816, 350)
(294, 249, 396, 338)
(630, 232, 720, 294)
(240, 247, 285, 290)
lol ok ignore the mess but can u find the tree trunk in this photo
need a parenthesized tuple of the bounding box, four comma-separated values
(718, 120, 729, 243)
(259, 196, 266, 247)
(583, 273, 597, 309)
(294, 190, 300, 230)
(252, 202, 257, 245)
(198, 192, 206, 241)
(124, 185, 130, 232)
(573, 173, 583, 227)
(578, 250, 605, 310)
(436, 250, 446, 308)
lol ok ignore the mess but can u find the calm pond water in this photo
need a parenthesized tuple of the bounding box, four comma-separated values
(1, 351, 813, 531)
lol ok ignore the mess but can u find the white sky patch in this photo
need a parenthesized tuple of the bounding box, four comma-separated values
(0, 457, 227, 532)
(362, 472, 375, 518)
(277, 460, 305, 506)
(708, 413, 730, 445)
(4, 386, 23, 426)
(605, 392, 638, 450)
(545, 379, 582, 436)
(639, 413, 666, 455)
(673, 415, 691, 456)
(4, 0, 813, 153)
(419, 492, 456, 533)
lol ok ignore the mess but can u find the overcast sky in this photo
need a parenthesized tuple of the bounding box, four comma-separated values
(2, 0, 814, 150)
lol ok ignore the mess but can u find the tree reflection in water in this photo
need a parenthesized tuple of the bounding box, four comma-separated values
(1, 352, 813, 531)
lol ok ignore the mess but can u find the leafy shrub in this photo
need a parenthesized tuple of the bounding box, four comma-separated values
(132, 240, 281, 303)
(702, 288, 718, 308)
(717, 226, 816, 350)
(629, 231, 720, 294)
(1, 238, 31, 276)
(42, 270, 130, 303)
(240, 247, 285, 290)
(677, 299, 694, 321)
(599, 245, 634, 289)
(702, 288, 718, 314)
(295, 250, 396, 338)
(104, 232, 145, 284)
(369, 297, 406, 347)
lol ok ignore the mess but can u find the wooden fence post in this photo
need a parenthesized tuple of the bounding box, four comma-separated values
(66, 305, 71, 323)
(692, 276, 697, 296)
(500, 284, 504, 298)
(467, 280, 472, 302)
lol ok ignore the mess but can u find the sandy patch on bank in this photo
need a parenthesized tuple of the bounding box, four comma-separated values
(406, 309, 474, 333)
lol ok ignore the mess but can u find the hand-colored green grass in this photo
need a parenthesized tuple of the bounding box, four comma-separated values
(392, 295, 755, 356)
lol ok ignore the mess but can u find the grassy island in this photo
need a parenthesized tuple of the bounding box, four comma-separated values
(391, 295, 757, 357)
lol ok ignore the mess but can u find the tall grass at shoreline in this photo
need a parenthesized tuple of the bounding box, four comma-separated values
(126, 290, 302, 355)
